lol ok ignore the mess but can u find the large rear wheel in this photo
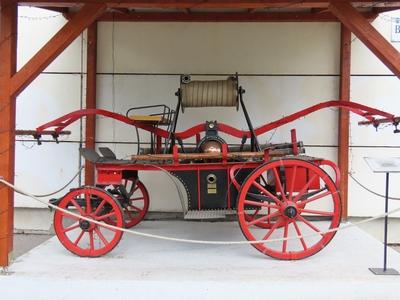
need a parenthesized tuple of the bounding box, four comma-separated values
(237, 158, 341, 260)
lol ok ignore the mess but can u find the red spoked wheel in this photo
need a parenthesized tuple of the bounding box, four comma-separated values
(243, 174, 278, 229)
(54, 187, 124, 257)
(237, 158, 341, 260)
(107, 179, 149, 228)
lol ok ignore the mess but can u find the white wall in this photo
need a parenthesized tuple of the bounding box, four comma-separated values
(14, 8, 400, 231)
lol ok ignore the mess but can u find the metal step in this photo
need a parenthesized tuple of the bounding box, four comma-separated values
(184, 210, 236, 220)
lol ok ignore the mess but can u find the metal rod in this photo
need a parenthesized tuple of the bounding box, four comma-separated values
(167, 89, 182, 153)
(238, 87, 260, 151)
(383, 172, 390, 271)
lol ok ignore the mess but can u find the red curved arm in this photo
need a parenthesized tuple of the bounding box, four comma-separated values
(35, 100, 397, 140)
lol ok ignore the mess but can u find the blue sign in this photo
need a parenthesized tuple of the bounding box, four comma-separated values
(392, 18, 400, 42)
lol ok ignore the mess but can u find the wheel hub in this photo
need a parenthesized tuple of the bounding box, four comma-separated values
(284, 205, 298, 219)
(79, 219, 95, 231)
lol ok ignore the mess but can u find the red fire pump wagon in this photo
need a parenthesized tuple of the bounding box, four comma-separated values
(34, 75, 399, 260)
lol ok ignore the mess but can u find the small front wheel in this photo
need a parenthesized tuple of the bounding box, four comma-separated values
(53, 187, 124, 257)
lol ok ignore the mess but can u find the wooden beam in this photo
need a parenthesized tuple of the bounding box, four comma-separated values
(329, 1, 400, 77)
(0, 1, 17, 268)
(338, 24, 351, 221)
(85, 22, 97, 186)
(97, 11, 377, 22)
(10, 3, 106, 98)
(16, 1, 400, 9)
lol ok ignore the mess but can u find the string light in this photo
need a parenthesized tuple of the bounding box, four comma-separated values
(18, 14, 63, 21)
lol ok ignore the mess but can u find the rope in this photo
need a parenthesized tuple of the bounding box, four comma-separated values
(1, 178, 400, 245)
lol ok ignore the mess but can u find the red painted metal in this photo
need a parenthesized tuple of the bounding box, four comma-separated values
(53, 187, 124, 257)
(222, 143, 228, 163)
(320, 159, 341, 187)
(285, 165, 320, 192)
(173, 145, 179, 164)
(237, 158, 341, 260)
(97, 169, 122, 185)
(196, 133, 201, 145)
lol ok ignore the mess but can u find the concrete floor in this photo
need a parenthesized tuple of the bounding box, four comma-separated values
(1, 221, 400, 300)
(13, 234, 53, 258)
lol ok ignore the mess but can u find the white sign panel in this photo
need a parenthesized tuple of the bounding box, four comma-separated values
(392, 18, 400, 42)
(364, 157, 400, 173)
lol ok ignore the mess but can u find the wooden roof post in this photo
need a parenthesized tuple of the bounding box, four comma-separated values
(338, 24, 351, 221)
(85, 22, 98, 186)
(0, 0, 17, 268)
(10, 3, 106, 98)
(329, 1, 400, 77)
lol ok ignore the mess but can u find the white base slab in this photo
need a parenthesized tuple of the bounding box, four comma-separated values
(2, 221, 400, 300)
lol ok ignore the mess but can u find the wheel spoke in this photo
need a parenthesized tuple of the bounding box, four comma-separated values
(62, 223, 80, 233)
(94, 227, 109, 246)
(125, 209, 135, 220)
(96, 211, 116, 221)
(70, 198, 85, 215)
(73, 230, 85, 245)
(262, 221, 280, 241)
(250, 209, 260, 218)
(297, 215, 323, 236)
(130, 197, 144, 201)
(93, 199, 107, 216)
(282, 222, 289, 253)
(247, 211, 280, 226)
(300, 190, 334, 206)
(293, 220, 308, 250)
(293, 174, 318, 203)
(85, 191, 92, 214)
(272, 167, 287, 201)
(129, 204, 143, 212)
(244, 199, 279, 209)
(301, 209, 334, 217)
(252, 181, 282, 205)
(89, 231, 94, 251)
(61, 212, 80, 221)
(288, 166, 297, 201)
(132, 185, 139, 194)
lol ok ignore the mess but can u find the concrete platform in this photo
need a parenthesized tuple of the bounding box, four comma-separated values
(1, 221, 400, 299)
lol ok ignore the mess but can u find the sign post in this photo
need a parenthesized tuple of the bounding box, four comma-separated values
(365, 157, 400, 275)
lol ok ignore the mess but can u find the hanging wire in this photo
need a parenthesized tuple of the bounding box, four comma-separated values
(350, 173, 400, 200)
(18, 14, 63, 20)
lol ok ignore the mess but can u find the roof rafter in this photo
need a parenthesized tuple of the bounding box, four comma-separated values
(95, 11, 377, 22)
(11, 3, 106, 97)
(329, 1, 400, 77)
(16, 0, 400, 9)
